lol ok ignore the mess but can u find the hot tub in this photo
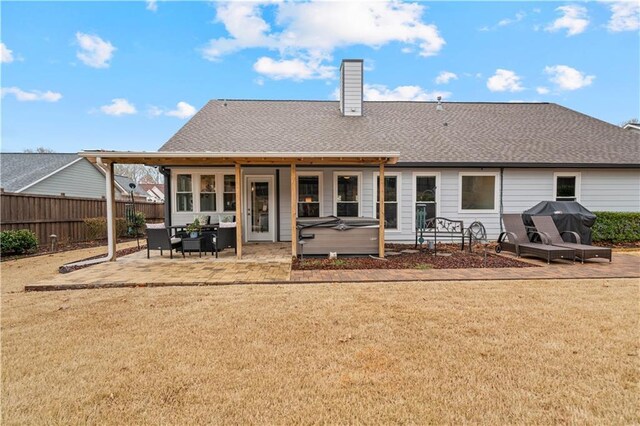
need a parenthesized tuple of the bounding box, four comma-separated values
(296, 216, 379, 256)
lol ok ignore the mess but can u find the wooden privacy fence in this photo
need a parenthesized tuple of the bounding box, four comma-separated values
(0, 191, 164, 244)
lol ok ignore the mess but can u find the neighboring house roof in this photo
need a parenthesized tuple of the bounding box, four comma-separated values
(159, 100, 640, 166)
(139, 183, 165, 199)
(115, 175, 149, 198)
(623, 123, 640, 132)
(0, 153, 84, 192)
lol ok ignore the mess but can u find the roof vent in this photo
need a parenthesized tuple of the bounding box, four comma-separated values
(436, 96, 443, 111)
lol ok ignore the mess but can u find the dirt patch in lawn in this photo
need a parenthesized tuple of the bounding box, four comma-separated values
(58, 245, 147, 274)
(294, 243, 534, 270)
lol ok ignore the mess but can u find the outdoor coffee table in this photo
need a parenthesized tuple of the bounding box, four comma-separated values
(182, 236, 205, 257)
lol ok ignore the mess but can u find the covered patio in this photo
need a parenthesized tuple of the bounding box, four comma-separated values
(79, 150, 399, 262)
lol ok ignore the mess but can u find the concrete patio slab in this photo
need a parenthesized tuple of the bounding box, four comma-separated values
(24, 247, 638, 292)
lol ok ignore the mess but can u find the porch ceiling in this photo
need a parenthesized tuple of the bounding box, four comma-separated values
(79, 150, 399, 165)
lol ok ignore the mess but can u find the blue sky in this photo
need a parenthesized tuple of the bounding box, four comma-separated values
(1, 1, 638, 153)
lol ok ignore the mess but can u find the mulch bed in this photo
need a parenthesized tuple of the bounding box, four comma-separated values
(293, 243, 535, 271)
(58, 245, 146, 274)
(593, 241, 640, 249)
(1, 237, 141, 262)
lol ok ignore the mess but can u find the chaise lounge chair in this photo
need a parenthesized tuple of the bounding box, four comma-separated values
(531, 215, 612, 264)
(496, 214, 575, 264)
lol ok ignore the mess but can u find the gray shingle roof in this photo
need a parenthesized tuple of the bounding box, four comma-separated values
(115, 175, 149, 197)
(0, 153, 82, 192)
(159, 100, 640, 166)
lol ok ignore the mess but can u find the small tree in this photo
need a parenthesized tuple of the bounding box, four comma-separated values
(23, 147, 55, 153)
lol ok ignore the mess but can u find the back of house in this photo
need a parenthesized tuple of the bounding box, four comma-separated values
(81, 59, 640, 248)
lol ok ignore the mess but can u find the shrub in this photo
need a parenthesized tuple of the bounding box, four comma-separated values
(127, 212, 146, 236)
(84, 217, 130, 240)
(592, 211, 640, 243)
(0, 229, 38, 255)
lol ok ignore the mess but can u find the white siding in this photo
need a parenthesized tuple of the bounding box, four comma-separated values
(340, 61, 362, 117)
(27, 159, 107, 198)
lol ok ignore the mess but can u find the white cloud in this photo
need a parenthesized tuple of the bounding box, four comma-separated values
(202, 2, 445, 80)
(100, 98, 137, 116)
(435, 71, 458, 85)
(1, 42, 14, 63)
(148, 101, 196, 119)
(1, 87, 62, 102)
(361, 84, 450, 102)
(546, 5, 589, 36)
(146, 0, 157, 12)
(75, 32, 116, 68)
(605, 1, 640, 32)
(253, 56, 336, 81)
(486, 69, 524, 92)
(166, 102, 196, 119)
(536, 86, 550, 95)
(544, 65, 594, 90)
(480, 11, 525, 31)
(498, 11, 526, 27)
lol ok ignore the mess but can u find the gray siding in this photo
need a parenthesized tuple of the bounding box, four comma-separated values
(170, 166, 640, 243)
(26, 159, 107, 198)
(581, 169, 640, 212)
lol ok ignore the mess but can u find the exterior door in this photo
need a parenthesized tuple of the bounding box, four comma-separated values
(245, 176, 275, 242)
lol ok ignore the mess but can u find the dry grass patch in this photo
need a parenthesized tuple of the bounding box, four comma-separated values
(2, 276, 639, 424)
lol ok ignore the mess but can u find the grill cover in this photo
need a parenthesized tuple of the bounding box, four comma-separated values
(522, 201, 597, 245)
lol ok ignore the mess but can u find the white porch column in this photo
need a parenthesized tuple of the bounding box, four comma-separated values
(235, 163, 243, 259)
(105, 160, 117, 261)
(291, 163, 297, 258)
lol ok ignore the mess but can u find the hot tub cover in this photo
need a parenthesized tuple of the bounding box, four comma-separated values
(522, 201, 597, 245)
(297, 216, 379, 228)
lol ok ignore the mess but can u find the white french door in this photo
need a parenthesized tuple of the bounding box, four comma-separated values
(245, 176, 275, 242)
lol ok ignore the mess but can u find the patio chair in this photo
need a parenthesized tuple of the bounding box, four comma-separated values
(213, 226, 237, 258)
(531, 216, 612, 263)
(146, 225, 184, 259)
(496, 214, 575, 264)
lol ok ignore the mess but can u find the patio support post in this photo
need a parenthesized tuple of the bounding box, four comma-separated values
(105, 160, 117, 261)
(379, 162, 385, 258)
(290, 163, 297, 258)
(235, 163, 243, 259)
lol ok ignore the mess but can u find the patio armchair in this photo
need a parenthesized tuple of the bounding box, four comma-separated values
(496, 214, 575, 264)
(213, 225, 237, 258)
(146, 225, 184, 259)
(531, 216, 612, 263)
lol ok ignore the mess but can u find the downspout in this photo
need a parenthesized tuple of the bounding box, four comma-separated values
(159, 166, 171, 227)
(499, 167, 504, 234)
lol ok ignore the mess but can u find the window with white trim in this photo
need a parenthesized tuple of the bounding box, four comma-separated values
(554, 172, 580, 202)
(459, 172, 498, 212)
(200, 175, 216, 211)
(298, 173, 321, 217)
(335, 173, 360, 217)
(223, 175, 236, 211)
(176, 174, 193, 212)
(374, 173, 399, 230)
